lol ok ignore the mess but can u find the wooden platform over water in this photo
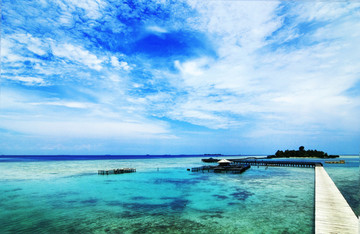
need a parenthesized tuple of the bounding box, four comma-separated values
(315, 166, 359, 234)
(98, 168, 136, 175)
(191, 165, 251, 174)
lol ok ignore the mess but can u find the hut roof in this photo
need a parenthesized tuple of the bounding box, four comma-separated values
(218, 159, 231, 164)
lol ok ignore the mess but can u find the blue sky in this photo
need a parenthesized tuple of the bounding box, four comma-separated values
(1, 0, 360, 155)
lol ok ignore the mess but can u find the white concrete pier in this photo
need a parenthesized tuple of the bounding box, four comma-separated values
(315, 166, 359, 234)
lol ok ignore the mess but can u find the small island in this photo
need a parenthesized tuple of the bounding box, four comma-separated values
(267, 146, 339, 159)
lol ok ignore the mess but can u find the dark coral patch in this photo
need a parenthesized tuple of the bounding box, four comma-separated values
(230, 189, 254, 200)
(106, 201, 123, 206)
(131, 196, 148, 201)
(168, 198, 188, 211)
(81, 199, 98, 204)
(213, 195, 228, 200)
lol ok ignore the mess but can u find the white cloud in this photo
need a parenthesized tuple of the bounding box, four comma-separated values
(2, 0, 360, 153)
(0, 87, 176, 140)
(292, 2, 360, 22)
(188, 0, 282, 53)
(4, 76, 46, 86)
(169, 108, 234, 130)
(1, 38, 23, 62)
(11, 33, 47, 55)
(0, 119, 174, 139)
(56, 0, 106, 20)
(110, 56, 131, 70)
(58, 11, 75, 27)
(51, 43, 103, 70)
(174, 58, 210, 77)
(147, 25, 168, 34)
(169, 1, 360, 136)
(30, 101, 93, 109)
(1, 34, 48, 63)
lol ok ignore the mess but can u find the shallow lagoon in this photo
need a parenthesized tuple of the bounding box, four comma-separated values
(0, 155, 357, 233)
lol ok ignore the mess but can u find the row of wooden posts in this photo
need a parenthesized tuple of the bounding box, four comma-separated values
(98, 168, 136, 175)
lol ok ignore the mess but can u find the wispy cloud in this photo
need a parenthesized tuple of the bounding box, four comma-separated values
(51, 42, 104, 71)
(147, 25, 168, 34)
(0, 119, 174, 139)
(30, 101, 93, 109)
(168, 1, 360, 136)
(1, 0, 359, 154)
(4, 76, 47, 86)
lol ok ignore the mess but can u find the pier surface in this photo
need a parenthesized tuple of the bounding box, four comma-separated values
(315, 166, 358, 234)
(229, 159, 321, 168)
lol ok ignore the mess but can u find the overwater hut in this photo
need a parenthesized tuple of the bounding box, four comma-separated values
(218, 159, 232, 166)
(192, 159, 250, 173)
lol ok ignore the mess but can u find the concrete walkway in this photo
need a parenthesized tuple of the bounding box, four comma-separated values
(315, 166, 359, 234)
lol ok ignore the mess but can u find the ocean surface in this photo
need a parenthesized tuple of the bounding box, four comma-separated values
(0, 155, 358, 233)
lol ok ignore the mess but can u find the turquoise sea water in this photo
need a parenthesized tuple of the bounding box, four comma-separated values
(323, 156, 360, 217)
(0, 155, 358, 233)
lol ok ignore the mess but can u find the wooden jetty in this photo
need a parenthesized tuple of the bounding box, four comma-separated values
(229, 159, 322, 168)
(325, 160, 345, 164)
(315, 166, 358, 233)
(98, 168, 136, 175)
(191, 164, 251, 174)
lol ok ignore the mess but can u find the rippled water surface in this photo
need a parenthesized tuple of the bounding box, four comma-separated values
(0, 155, 358, 233)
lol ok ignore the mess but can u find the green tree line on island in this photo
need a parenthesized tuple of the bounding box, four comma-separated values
(267, 146, 339, 158)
